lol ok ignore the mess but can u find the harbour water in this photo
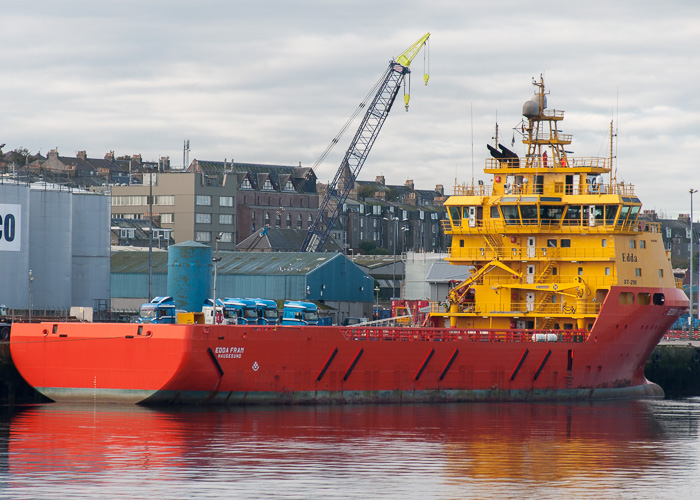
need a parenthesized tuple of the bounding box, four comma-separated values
(1, 399, 699, 499)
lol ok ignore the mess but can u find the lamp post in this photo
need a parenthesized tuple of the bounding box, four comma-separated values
(28, 269, 33, 322)
(691, 189, 698, 326)
(383, 215, 399, 299)
(374, 285, 380, 320)
(213, 233, 222, 324)
(147, 164, 155, 301)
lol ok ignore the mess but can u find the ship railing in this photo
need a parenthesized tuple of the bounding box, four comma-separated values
(452, 183, 492, 196)
(447, 245, 616, 262)
(447, 217, 643, 236)
(485, 156, 611, 171)
(428, 299, 602, 316)
(341, 326, 590, 343)
(542, 109, 565, 119)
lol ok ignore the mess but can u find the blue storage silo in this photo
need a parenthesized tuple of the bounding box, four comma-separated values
(167, 241, 212, 312)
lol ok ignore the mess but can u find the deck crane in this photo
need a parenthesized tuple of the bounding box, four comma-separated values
(299, 33, 430, 252)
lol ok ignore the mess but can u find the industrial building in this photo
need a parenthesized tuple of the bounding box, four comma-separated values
(0, 181, 110, 311)
(111, 245, 375, 324)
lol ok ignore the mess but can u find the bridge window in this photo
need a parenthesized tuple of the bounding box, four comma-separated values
(519, 205, 537, 225)
(540, 205, 563, 225)
(617, 205, 631, 226)
(605, 205, 618, 225)
(564, 205, 581, 225)
(502, 205, 519, 225)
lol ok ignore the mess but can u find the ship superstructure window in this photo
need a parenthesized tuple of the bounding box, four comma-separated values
(561, 239, 571, 248)
(605, 267, 611, 276)
(640, 240, 646, 249)
(617, 205, 631, 226)
(490, 206, 500, 218)
(659, 269, 664, 278)
(547, 239, 557, 247)
(564, 205, 581, 225)
(501, 205, 519, 224)
(605, 206, 618, 225)
(519, 205, 538, 225)
(540, 205, 563, 225)
(653, 293, 665, 305)
(448, 206, 461, 226)
(602, 238, 607, 247)
(629, 240, 636, 249)
(637, 293, 651, 305)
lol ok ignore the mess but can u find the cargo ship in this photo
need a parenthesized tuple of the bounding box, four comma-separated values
(10, 77, 688, 404)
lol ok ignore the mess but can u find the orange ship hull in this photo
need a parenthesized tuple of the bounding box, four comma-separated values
(10, 286, 685, 405)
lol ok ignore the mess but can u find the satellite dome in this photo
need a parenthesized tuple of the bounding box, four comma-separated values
(522, 98, 539, 119)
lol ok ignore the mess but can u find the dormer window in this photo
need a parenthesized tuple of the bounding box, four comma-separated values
(241, 178, 252, 189)
(283, 180, 295, 192)
(263, 179, 274, 190)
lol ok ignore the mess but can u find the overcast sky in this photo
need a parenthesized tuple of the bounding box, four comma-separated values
(3, 0, 700, 217)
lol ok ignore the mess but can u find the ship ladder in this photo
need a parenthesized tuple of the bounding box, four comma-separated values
(483, 234, 504, 259)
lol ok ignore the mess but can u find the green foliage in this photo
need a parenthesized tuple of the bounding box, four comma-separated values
(359, 240, 389, 255)
(357, 185, 376, 200)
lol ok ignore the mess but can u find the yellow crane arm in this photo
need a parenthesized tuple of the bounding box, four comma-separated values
(395, 32, 430, 110)
(396, 32, 430, 67)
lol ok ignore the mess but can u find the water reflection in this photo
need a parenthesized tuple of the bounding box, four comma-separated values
(3, 400, 700, 499)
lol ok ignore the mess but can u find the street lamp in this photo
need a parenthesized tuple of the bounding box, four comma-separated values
(28, 269, 33, 322)
(691, 189, 698, 325)
(146, 164, 156, 301)
(374, 285, 380, 319)
(213, 233, 223, 324)
(383, 215, 399, 299)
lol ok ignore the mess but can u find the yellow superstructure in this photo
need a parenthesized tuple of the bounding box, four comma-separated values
(431, 76, 678, 330)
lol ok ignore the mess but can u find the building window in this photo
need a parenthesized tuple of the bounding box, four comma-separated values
(196, 195, 211, 206)
(283, 180, 294, 191)
(195, 231, 211, 242)
(308, 215, 313, 224)
(112, 195, 148, 206)
(666, 227, 672, 238)
(286, 213, 292, 228)
(155, 195, 174, 206)
(119, 228, 135, 239)
(195, 213, 211, 224)
(219, 214, 233, 225)
(297, 214, 302, 229)
(275, 213, 281, 228)
(264, 212, 270, 225)
(220, 196, 233, 207)
(241, 178, 252, 189)
(263, 179, 273, 190)
(687, 228, 692, 239)
(219, 232, 233, 243)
